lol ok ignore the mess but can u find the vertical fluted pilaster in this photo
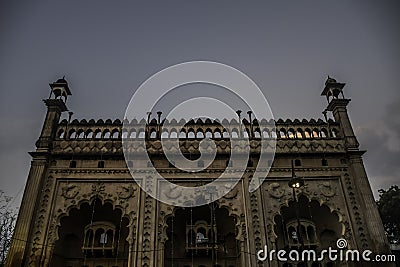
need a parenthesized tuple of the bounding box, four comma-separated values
(6, 92, 66, 266)
(327, 99, 359, 150)
(5, 158, 47, 267)
(348, 154, 391, 253)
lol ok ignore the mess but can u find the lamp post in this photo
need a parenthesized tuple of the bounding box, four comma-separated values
(288, 160, 306, 265)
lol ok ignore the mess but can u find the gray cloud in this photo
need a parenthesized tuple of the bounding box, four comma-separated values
(356, 97, 400, 197)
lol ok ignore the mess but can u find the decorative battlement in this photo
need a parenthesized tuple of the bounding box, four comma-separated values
(56, 117, 340, 141)
(38, 76, 353, 157)
(44, 76, 353, 156)
(51, 117, 345, 156)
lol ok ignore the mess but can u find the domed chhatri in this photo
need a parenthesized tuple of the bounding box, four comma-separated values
(49, 76, 72, 102)
(321, 75, 346, 102)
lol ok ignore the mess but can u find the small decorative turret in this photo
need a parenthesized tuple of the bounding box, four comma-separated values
(321, 76, 346, 103)
(36, 77, 71, 150)
(321, 76, 359, 150)
(49, 76, 72, 102)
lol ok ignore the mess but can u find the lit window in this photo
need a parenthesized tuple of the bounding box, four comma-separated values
(100, 233, 107, 244)
(196, 232, 206, 243)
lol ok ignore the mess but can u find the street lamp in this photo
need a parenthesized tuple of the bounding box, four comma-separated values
(288, 177, 304, 189)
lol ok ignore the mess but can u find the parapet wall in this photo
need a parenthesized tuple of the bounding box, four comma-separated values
(52, 118, 345, 155)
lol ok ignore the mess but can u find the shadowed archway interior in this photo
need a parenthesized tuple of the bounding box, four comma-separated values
(274, 195, 342, 267)
(164, 205, 240, 267)
(51, 199, 130, 267)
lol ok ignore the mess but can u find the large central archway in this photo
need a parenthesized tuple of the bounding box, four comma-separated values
(164, 205, 240, 267)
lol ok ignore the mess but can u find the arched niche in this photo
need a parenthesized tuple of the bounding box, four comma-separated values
(163, 205, 240, 267)
(50, 199, 129, 267)
(273, 195, 344, 266)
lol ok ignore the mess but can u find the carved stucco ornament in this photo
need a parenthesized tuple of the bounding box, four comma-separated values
(318, 181, 336, 197)
(61, 184, 80, 199)
(91, 182, 106, 197)
(163, 184, 182, 199)
(267, 182, 285, 199)
(117, 184, 136, 199)
(222, 184, 238, 199)
(343, 220, 353, 241)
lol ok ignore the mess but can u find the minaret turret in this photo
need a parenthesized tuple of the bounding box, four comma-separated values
(6, 77, 71, 266)
(322, 77, 391, 254)
(48, 76, 71, 102)
(321, 76, 359, 150)
(35, 77, 71, 150)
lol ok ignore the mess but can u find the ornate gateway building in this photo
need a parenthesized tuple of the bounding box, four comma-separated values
(7, 77, 392, 267)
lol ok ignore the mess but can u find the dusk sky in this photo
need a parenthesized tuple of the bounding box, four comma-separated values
(0, 1, 399, 206)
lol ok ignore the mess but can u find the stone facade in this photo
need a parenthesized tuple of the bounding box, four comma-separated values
(6, 77, 393, 267)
